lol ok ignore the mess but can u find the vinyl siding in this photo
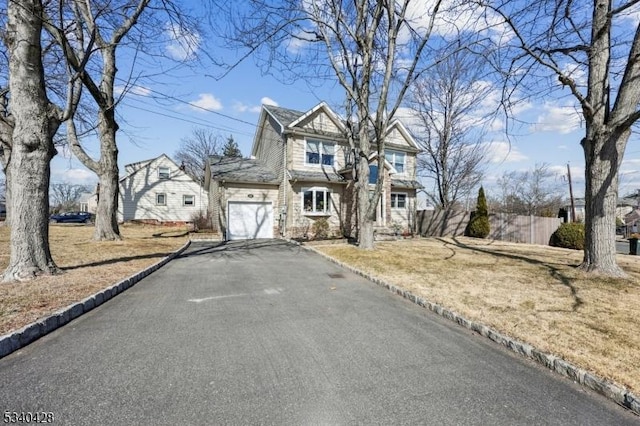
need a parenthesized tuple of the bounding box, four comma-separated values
(289, 134, 349, 172)
(298, 109, 342, 134)
(288, 183, 343, 238)
(118, 156, 205, 222)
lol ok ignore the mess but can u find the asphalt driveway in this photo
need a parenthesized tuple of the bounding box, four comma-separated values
(0, 240, 637, 425)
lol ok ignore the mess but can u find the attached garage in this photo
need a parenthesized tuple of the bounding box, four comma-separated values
(227, 201, 274, 240)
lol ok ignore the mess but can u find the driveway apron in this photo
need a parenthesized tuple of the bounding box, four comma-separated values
(0, 239, 637, 425)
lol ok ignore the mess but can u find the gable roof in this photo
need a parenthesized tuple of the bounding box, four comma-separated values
(208, 156, 279, 185)
(120, 154, 198, 184)
(263, 105, 306, 130)
(288, 101, 347, 133)
(384, 119, 420, 150)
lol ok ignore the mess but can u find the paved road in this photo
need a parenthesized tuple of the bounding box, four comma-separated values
(0, 240, 637, 425)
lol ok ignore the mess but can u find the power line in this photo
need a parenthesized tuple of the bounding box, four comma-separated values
(121, 100, 255, 137)
(115, 77, 258, 127)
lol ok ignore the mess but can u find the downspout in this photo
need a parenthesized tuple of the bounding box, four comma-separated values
(281, 134, 288, 237)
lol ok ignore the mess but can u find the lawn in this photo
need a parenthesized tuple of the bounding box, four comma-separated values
(0, 223, 189, 336)
(315, 237, 640, 395)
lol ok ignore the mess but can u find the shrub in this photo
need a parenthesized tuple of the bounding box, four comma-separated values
(191, 210, 213, 232)
(468, 186, 490, 238)
(550, 222, 585, 250)
(311, 217, 330, 240)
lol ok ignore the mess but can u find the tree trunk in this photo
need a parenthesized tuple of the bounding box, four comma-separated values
(3, 0, 60, 282)
(93, 109, 121, 241)
(3, 162, 11, 227)
(357, 156, 376, 249)
(579, 130, 626, 277)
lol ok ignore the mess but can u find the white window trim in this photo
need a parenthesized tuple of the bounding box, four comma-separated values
(301, 186, 331, 216)
(386, 150, 406, 175)
(391, 192, 408, 209)
(156, 193, 167, 206)
(158, 166, 171, 180)
(305, 139, 336, 167)
(183, 194, 195, 207)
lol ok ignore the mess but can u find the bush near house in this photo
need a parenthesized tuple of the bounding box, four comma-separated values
(311, 217, 330, 240)
(550, 222, 585, 250)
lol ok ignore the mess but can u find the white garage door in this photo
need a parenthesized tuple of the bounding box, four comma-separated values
(227, 201, 274, 240)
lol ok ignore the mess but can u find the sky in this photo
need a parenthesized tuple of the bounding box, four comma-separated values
(48, 2, 640, 205)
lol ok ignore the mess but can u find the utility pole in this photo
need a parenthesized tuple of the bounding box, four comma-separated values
(567, 163, 576, 222)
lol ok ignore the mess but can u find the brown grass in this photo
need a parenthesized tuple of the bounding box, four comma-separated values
(0, 223, 189, 335)
(315, 237, 640, 395)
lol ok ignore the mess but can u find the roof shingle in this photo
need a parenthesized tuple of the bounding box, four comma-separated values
(209, 156, 279, 184)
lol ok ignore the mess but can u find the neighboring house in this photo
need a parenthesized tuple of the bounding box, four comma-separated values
(119, 154, 205, 224)
(562, 196, 636, 223)
(78, 190, 98, 214)
(204, 102, 422, 240)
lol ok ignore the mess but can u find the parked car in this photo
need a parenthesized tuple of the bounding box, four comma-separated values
(49, 211, 93, 223)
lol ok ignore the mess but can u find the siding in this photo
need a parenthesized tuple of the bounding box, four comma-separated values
(119, 156, 206, 223)
(289, 182, 343, 238)
(254, 115, 285, 181)
(289, 134, 349, 172)
(389, 190, 415, 232)
(385, 126, 412, 148)
(299, 109, 342, 134)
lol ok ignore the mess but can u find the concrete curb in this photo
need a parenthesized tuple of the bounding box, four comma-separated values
(300, 243, 640, 416)
(0, 240, 192, 360)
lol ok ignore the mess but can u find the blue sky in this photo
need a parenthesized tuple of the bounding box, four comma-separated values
(49, 4, 640, 204)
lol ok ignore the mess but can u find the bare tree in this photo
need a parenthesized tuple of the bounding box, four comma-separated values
(44, 0, 151, 241)
(174, 128, 221, 182)
(44, 0, 202, 241)
(411, 49, 490, 210)
(225, 0, 448, 249)
(2, 0, 81, 282)
(50, 182, 90, 213)
(494, 164, 564, 217)
(476, 0, 640, 276)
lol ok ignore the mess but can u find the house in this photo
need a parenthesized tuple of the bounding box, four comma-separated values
(204, 102, 421, 240)
(118, 154, 206, 224)
(561, 196, 636, 223)
(78, 189, 98, 214)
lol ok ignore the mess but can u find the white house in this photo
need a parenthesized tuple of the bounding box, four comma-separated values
(78, 190, 98, 213)
(118, 154, 206, 224)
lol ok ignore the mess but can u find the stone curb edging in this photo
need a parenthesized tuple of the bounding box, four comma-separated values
(0, 240, 192, 360)
(299, 242, 640, 416)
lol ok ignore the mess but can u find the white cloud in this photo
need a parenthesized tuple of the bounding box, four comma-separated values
(532, 103, 582, 134)
(189, 93, 223, 112)
(114, 84, 151, 97)
(165, 23, 200, 61)
(261, 97, 278, 106)
(51, 168, 97, 185)
(233, 97, 279, 114)
(561, 63, 588, 88)
(486, 140, 528, 163)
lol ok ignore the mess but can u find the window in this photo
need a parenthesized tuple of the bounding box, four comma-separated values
(302, 187, 331, 214)
(306, 140, 335, 166)
(385, 150, 405, 174)
(391, 193, 407, 209)
(158, 166, 170, 179)
(156, 193, 166, 206)
(183, 195, 195, 206)
(369, 164, 378, 185)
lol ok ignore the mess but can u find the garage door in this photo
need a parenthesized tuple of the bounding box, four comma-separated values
(227, 201, 274, 240)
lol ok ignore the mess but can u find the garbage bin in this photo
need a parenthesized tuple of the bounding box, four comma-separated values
(629, 238, 638, 255)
